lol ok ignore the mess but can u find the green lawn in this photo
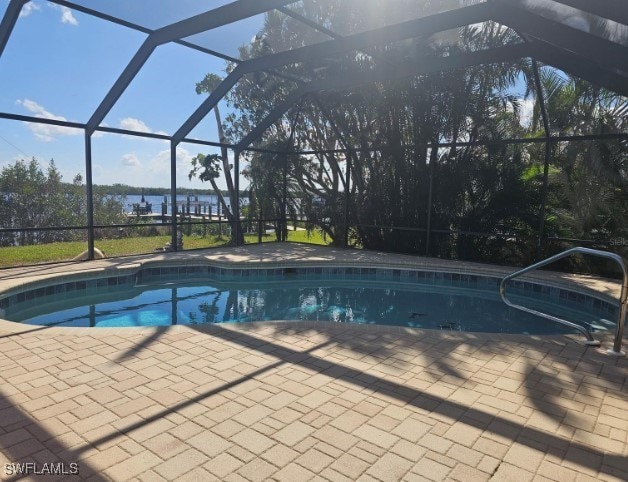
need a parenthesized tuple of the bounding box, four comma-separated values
(0, 229, 329, 268)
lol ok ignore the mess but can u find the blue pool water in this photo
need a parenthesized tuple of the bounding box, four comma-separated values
(1, 269, 618, 334)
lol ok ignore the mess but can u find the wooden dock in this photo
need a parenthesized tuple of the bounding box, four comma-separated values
(125, 213, 227, 223)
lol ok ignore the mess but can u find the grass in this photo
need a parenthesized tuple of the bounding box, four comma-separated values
(0, 228, 330, 268)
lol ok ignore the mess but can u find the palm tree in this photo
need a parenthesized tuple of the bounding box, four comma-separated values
(528, 70, 628, 248)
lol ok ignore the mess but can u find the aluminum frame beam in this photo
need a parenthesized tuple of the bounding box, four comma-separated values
(3, 111, 624, 154)
(236, 43, 531, 150)
(172, 3, 494, 144)
(49, 0, 241, 63)
(0, 111, 292, 155)
(86, 0, 298, 135)
(548, 0, 628, 26)
(0, 0, 28, 59)
(84, 132, 95, 259)
(494, 1, 628, 77)
(169, 142, 178, 250)
(277, 6, 341, 40)
(175, 0, 628, 148)
(531, 58, 552, 257)
(290, 132, 628, 156)
(527, 40, 628, 97)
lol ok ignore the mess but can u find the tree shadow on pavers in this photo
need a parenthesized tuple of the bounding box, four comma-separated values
(0, 390, 106, 482)
(216, 322, 490, 382)
(522, 344, 628, 439)
(196, 243, 425, 266)
(254, 321, 628, 387)
(197, 243, 331, 263)
(522, 359, 585, 428)
(185, 322, 628, 479)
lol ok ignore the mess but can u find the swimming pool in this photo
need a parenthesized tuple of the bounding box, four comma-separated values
(0, 264, 618, 334)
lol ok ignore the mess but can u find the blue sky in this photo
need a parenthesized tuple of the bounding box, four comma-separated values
(0, 1, 264, 189)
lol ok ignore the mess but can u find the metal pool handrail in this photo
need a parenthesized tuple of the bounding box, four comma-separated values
(499, 247, 627, 357)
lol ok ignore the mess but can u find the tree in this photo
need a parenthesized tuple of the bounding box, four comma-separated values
(218, 2, 536, 254)
(0, 158, 126, 247)
(204, 0, 625, 266)
(243, 141, 303, 241)
(190, 73, 244, 245)
(188, 153, 243, 244)
(526, 70, 628, 264)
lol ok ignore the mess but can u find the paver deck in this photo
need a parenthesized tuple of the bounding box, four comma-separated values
(0, 245, 626, 481)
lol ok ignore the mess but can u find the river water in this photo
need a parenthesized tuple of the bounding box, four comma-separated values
(123, 194, 248, 215)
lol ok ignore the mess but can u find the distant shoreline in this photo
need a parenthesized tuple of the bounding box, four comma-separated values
(94, 184, 238, 198)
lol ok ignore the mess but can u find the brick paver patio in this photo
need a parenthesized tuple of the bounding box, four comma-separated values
(0, 245, 626, 481)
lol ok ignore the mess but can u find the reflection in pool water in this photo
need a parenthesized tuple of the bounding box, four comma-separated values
(11, 282, 615, 335)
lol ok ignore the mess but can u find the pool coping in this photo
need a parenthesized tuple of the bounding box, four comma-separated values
(0, 244, 622, 295)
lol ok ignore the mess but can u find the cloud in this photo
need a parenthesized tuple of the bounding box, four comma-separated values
(119, 117, 152, 133)
(120, 147, 193, 173)
(149, 146, 194, 175)
(93, 146, 225, 188)
(19, 1, 41, 18)
(59, 6, 78, 26)
(119, 117, 169, 138)
(46, 3, 78, 26)
(175, 147, 195, 172)
(121, 153, 141, 167)
(96, 147, 195, 187)
(16, 99, 81, 141)
(19, 2, 79, 26)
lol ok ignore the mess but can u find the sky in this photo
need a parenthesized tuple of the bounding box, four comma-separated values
(0, 1, 265, 190)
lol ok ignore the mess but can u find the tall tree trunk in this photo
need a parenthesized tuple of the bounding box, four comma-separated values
(213, 105, 243, 244)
